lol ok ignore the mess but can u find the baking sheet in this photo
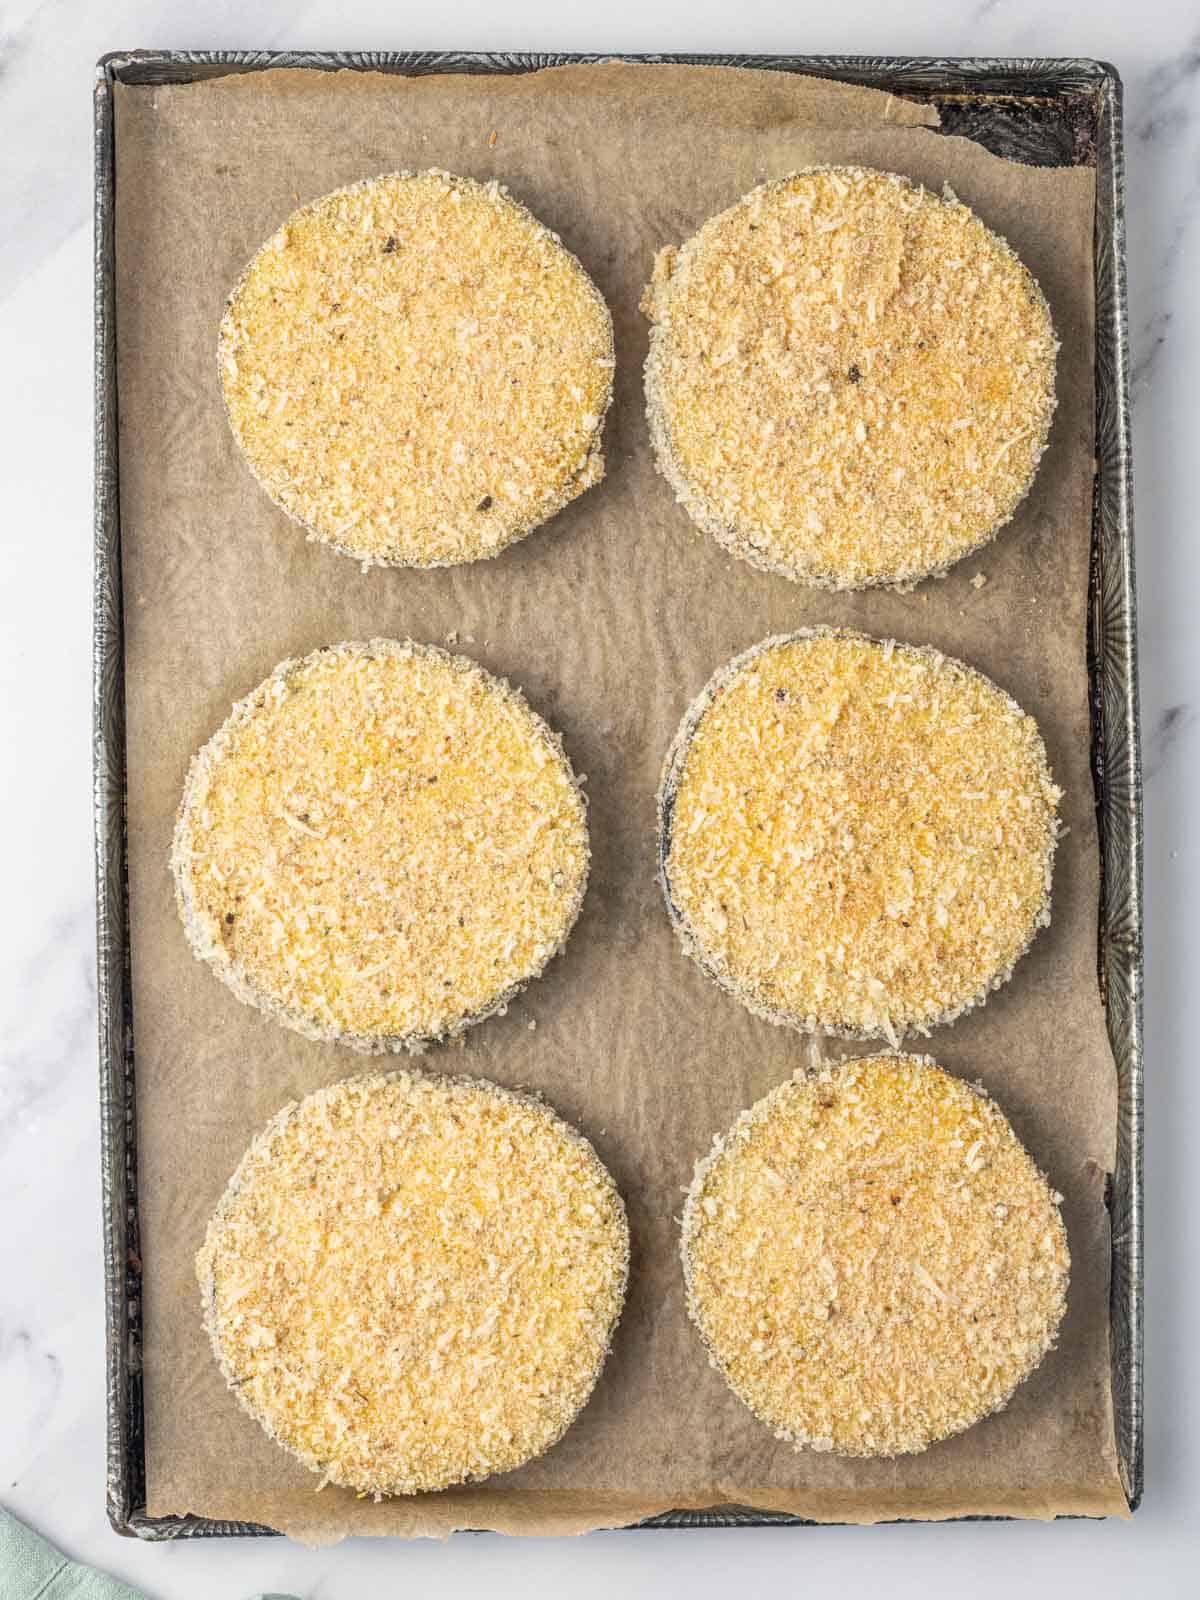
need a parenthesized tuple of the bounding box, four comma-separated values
(111, 61, 1126, 1539)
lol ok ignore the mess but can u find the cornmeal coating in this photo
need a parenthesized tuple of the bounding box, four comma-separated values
(197, 1071, 629, 1495)
(659, 630, 1060, 1042)
(173, 640, 589, 1050)
(682, 1054, 1069, 1457)
(643, 166, 1057, 588)
(220, 171, 614, 567)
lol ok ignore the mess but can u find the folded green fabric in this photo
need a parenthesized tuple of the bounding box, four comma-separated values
(0, 1506, 147, 1600)
(0, 1504, 304, 1600)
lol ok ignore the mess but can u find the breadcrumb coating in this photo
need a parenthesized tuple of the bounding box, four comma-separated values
(220, 171, 614, 568)
(660, 630, 1060, 1041)
(643, 166, 1057, 589)
(173, 640, 589, 1050)
(197, 1072, 629, 1495)
(681, 1054, 1069, 1457)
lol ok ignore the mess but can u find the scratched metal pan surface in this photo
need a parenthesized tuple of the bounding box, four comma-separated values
(93, 51, 1142, 1539)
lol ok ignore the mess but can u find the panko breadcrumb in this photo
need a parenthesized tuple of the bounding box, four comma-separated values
(220, 171, 614, 568)
(172, 640, 589, 1051)
(681, 1054, 1069, 1457)
(197, 1071, 629, 1495)
(659, 630, 1060, 1041)
(643, 166, 1058, 589)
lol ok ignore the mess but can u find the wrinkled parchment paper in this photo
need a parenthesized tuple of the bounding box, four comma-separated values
(113, 62, 1125, 1540)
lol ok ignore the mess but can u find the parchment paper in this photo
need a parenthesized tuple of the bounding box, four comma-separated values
(114, 62, 1125, 1539)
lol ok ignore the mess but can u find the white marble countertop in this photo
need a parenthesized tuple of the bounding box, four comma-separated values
(2, 1, 1196, 1595)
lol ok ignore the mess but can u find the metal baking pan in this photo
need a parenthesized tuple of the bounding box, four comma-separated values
(93, 51, 1141, 1538)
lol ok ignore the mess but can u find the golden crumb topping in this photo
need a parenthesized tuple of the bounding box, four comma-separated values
(197, 1072, 628, 1495)
(173, 641, 589, 1049)
(661, 631, 1059, 1040)
(682, 1055, 1068, 1457)
(643, 166, 1057, 588)
(220, 171, 614, 567)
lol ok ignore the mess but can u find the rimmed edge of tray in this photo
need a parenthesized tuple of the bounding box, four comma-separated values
(93, 50, 1141, 1539)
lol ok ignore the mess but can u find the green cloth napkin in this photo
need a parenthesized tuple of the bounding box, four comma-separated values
(0, 1504, 304, 1600)
(0, 1506, 147, 1600)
